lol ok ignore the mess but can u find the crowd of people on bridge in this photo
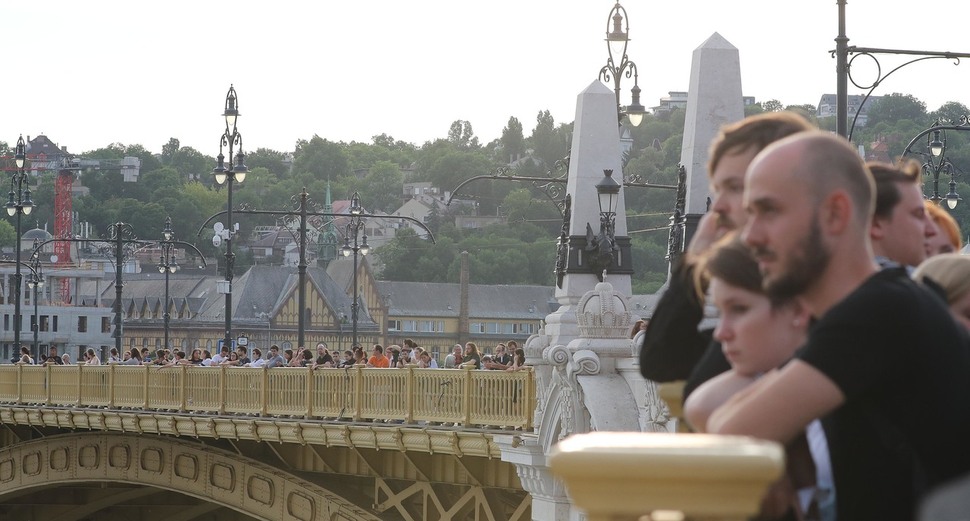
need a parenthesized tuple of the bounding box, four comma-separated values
(638, 111, 970, 520)
(13, 338, 528, 374)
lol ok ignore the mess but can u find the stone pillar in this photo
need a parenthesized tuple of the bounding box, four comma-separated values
(495, 436, 574, 521)
(679, 33, 744, 247)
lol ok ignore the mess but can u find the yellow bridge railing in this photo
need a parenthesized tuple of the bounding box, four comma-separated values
(0, 364, 536, 430)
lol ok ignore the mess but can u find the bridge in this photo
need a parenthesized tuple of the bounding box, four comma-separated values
(0, 364, 536, 520)
(0, 63, 803, 521)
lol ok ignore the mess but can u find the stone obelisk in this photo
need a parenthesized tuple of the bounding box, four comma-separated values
(680, 33, 744, 246)
(543, 80, 631, 348)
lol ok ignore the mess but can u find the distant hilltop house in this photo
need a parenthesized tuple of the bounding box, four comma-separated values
(651, 91, 756, 114)
(816, 94, 883, 127)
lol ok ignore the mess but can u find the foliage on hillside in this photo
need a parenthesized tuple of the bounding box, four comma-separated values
(17, 94, 970, 294)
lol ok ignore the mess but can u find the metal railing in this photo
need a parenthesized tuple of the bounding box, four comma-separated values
(0, 364, 536, 430)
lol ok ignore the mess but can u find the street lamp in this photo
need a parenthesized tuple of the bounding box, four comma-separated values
(902, 120, 967, 210)
(26, 245, 43, 358)
(584, 170, 621, 281)
(598, 2, 646, 127)
(213, 85, 248, 352)
(7, 136, 34, 359)
(340, 192, 370, 349)
(922, 129, 962, 209)
(158, 216, 178, 350)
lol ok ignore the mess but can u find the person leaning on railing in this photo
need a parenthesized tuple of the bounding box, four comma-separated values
(219, 351, 240, 366)
(507, 348, 526, 372)
(16, 346, 34, 365)
(462, 342, 482, 369)
(84, 348, 100, 365)
(119, 348, 142, 365)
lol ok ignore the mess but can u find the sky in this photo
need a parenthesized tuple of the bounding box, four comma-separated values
(8, 1, 970, 157)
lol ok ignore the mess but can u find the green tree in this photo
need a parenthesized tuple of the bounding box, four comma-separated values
(361, 160, 404, 212)
(246, 148, 290, 179)
(762, 99, 784, 112)
(866, 93, 927, 128)
(930, 101, 970, 124)
(161, 138, 181, 164)
(0, 220, 15, 249)
(498, 116, 526, 163)
(292, 136, 351, 184)
(529, 110, 568, 169)
(447, 120, 480, 150)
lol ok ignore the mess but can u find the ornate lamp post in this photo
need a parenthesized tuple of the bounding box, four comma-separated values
(7, 136, 34, 358)
(584, 170, 622, 281)
(26, 245, 43, 357)
(158, 217, 178, 349)
(901, 118, 970, 210)
(213, 85, 248, 352)
(599, 2, 646, 127)
(340, 192, 370, 349)
(923, 129, 962, 209)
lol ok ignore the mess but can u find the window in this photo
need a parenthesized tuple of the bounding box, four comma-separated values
(401, 320, 418, 332)
(387, 320, 401, 332)
(52, 316, 58, 332)
(39, 316, 49, 332)
(418, 320, 444, 333)
(78, 316, 87, 333)
(513, 323, 535, 335)
(469, 323, 485, 334)
(3, 314, 8, 331)
(101, 317, 111, 334)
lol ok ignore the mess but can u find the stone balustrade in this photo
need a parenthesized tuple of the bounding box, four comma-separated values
(549, 431, 784, 521)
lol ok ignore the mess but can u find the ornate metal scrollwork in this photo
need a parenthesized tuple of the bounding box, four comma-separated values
(666, 165, 687, 265)
(554, 194, 571, 289)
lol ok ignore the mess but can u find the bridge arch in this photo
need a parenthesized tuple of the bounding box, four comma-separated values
(0, 432, 381, 521)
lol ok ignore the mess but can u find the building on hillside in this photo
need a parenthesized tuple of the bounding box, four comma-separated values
(817, 94, 882, 127)
(250, 227, 319, 267)
(651, 91, 755, 114)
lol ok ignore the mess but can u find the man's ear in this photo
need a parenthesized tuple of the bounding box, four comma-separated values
(822, 190, 853, 235)
(870, 213, 887, 240)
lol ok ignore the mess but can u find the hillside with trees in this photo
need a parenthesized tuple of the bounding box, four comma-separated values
(14, 93, 970, 295)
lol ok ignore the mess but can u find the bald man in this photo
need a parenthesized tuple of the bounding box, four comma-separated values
(709, 131, 970, 520)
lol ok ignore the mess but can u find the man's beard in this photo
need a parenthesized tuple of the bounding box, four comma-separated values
(761, 218, 830, 301)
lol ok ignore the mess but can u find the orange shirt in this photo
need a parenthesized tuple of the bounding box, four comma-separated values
(368, 354, 390, 368)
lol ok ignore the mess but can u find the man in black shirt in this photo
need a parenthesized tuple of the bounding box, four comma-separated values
(710, 131, 970, 519)
(639, 112, 814, 396)
(45, 344, 64, 365)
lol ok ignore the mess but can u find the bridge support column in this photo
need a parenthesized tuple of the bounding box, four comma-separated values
(496, 435, 574, 521)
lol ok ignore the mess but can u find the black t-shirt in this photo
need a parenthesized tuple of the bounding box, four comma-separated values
(798, 268, 970, 519)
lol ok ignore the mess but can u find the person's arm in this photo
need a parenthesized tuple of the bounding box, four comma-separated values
(638, 259, 712, 382)
(683, 370, 757, 432)
(683, 340, 732, 400)
(708, 361, 844, 443)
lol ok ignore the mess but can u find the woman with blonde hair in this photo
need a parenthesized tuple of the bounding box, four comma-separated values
(914, 253, 970, 330)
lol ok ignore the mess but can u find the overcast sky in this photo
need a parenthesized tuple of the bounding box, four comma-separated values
(8, 1, 970, 156)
